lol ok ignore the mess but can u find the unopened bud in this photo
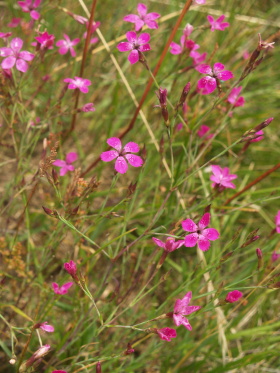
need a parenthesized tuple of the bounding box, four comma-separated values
(42, 206, 58, 218)
(155, 88, 169, 125)
(177, 82, 191, 109)
(96, 361, 102, 373)
(256, 248, 263, 259)
(124, 343, 135, 355)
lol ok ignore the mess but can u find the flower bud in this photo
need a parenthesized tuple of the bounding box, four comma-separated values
(225, 290, 243, 303)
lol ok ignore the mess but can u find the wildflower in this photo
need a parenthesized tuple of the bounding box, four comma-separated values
(182, 212, 220, 251)
(56, 34, 80, 57)
(53, 152, 78, 176)
(197, 124, 213, 139)
(173, 291, 201, 330)
(52, 282, 73, 295)
(0, 37, 34, 73)
(18, 0, 41, 20)
(196, 63, 234, 95)
(210, 165, 237, 190)
(152, 237, 185, 252)
(34, 31, 55, 50)
(190, 50, 207, 65)
(271, 251, 280, 262)
(225, 290, 243, 303)
(155, 87, 169, 123)
(83, 21, 100, 44)
(100, 137, 143, 174)
(156, 327, 177, 342)
(275, 211, 280, 233)
(8, 18, 21, 28)
(34, 322, 55, 332)
(227, 87, 245, 107)
(250, 130, 264, 143)
(117, 31, 150, 64)
(64, 77, 91, 93)
(80, 103, 95, 112)
(207, 15, 229, 32)
(64, 260, 77, 278)
(123, 3, 160, 31)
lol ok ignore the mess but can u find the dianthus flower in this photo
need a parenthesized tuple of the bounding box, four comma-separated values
(56, 34, 80, 57)
(80, 103, 95, 112)
(52, 282, 73, 295)
(207, 15, 229, 31)
(152, 237, 185, 252)
(53, 152, 78, 176)
(227, 87, 245, 107)
(190, 50, 207, 65)
(196, 63, 233, 95)
(82, 20, 100, 44)
(64, 77, 91, 93)
(156, 327, 177, 342)
(34, 322, 55, 332)
(275, 211, 280, 233)
(18, 0, 41, 20)
(173, 291, 201, 330)
(117, 31, 150, 64)
(0, 37, 34, 72)
(123, 3, 160, 31)
(34, 31, 55, 50)
(197, 124, 213, 139)
(182, 212, 219, 251)
(210, 165, 237, 190)
(64, 260, 77, 278)
(250, 130, 264, 143)
(100, 137, 143, 174)
(225, 290, 243, 303)
(170, 36, 199, 55)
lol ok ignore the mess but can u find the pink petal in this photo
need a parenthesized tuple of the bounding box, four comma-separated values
(52, 282, 60, 294)
(182, 219, 198, 232)
(66, 152, 78, 164)
(197, 76, 216, 95)
(124, 154, 143, 167)
(30, 10, 40, 20)
(216, 70, 234, 81)
(56, 40, 67, 47)
(117, 42, 133, 52)
(174, 240, 185, 249)
(217, 15, 225, 22)
(207, 15, 214, 24)
(211, 165, 222, 177)
(123, 14, 140, 23)
(0, 47, 13, 57)
(197, 237, 210, 251)
(221, 180, 236, 189)
(137, 3, 147, 17)
(79, 85, 89, 93)
(198, 213, 210, 229)
(70, 47, 76, 57)
(18, 51, 34, 61)
(152, 237, 166, 248)
(184, 233, 199, 247)
(126, 31, 137, 43)
(135, 20, 145, 31)
(170, 42, 182, 55)
(115, 156, 128, 174)
(145, 12, 161, 21)
(16, 59, 28, 72)
(33, 0, 41, 7)
(40, 323, 54, 332)
(107, 137, 122, 151)
(183, 305, 201, 316)
(138, 43, 151, 52)
(123, 142, 139, 153)
(100, 150, 119, 162)
(60, 282, 73, 294)
(145, 20, 158, 29)
(213, 62, 224, 73)
(137, 33, 150, 44)
(72, 38, 80, 46)
(196, 64, 212, 75)
(60, 167, 68, 176)
(1, 56, 16, 69)
(202, 228, 219, 241)
(53, 160, 66, 167)
(174, 292, 191, 313)
(11, 37, 23, 52)
(66, 165, 74, 172)
(128, 49, 139, 64)
(58, 46, 68, 55)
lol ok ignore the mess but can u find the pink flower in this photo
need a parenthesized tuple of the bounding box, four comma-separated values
(81, 103, 95, 112)
(100, 137, 143, 174)
(194, 0, 206, 4)
(83, 21, 100, 44)
(196, 63, 234, 95)
(207, 15, 229, 32)
(197, 124, 213, 139)
(182, 212, 220, 251)
(117, 31, 151, 64)
(53, 152, 78, 176)
(250, 130, 264, 143)
(170, 36, 199, 55)
(271, 251, 280, 262)
(123, 3, 160, 31)
(8, 18, 21, 28)
(173, 291, 201, 330)
(227, 87, 245, 107)
(156, 327, 177, 342)
(190, 50, 207, 65)
(275, 211, 280, 233)
(37, 322, 55, 332)
(18, 0, 41, 20)
(0, 37, 34, 73)
(64, 77, 91, 93)
(64, 260, 77, 277)
(210, 165, 237, 190)
(225, 290, 243, 303)
(56, 34, 80, 57)
(34, 31, 55, 50)
(152, 237, 185, 252)
(52, 282, 73, 295)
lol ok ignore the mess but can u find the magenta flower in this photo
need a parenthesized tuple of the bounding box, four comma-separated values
(8, 18, 21, 28)
(80, 103, 95, 112)
(18, 0, 41, 20)
(117, 31, 150, 64)
(156, 327, 177, 342)
(34, 31, 55, 50)
(173, 291, 201, 330)
(56, 34, 80, 57)
(64, 77, 91, 93)
(100, 137, 143, 174)
(52, 282, 73, 295)
(271, 251, 280, 262)
(64, 260, 77, 277)
(123, 3, 160, 31)
(37, 322, 55, 332)
(0, 37, 34, 73)
(53, 152, 78, 176)
(227, 87, 245, 107)
(197, 124, 214, 139)
(83, 21, 100, 44)
(182, 213, 220, 251)
(275, 211, 280, 233)
(250, 130, 264, 143)
(196, 63, 234, 95)
(210, 165, 237, 190)
(207, 15, 229, 32)
(152, 237, 185, 252)
(190, 50, 207, 65)
(225, 290, 243, 303)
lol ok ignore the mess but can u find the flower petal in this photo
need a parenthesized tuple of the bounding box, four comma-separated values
(184, 233, 198, 247)
(135, 20, 145, 31)
(196, 64, 212, 75)
(123, 141, 139, 153)
(152, 237, 166, 248)
(30, 10, 40, 20)
(66, 152, 78, 164)
(107, 137, 122, 151)
(115, 156, 128, 174)
(216, 70, 234, 81)
(213, 62, 224, 72)
(1, 56, 16, 69)
(197, 76, 216, 94)
(124, 154, 143, 168)
(18, 51, 34, 61)
(170, 42, 182, 55)
(16, 59, 28, 72)
(117, 42, 132, 52)
(198, 213, 210, 229)
(11, 37, 23, 52)
(145, 12, 161, 21)
(202, 228, 219, 241)
(128, 49, 139, 64)
(53, 160, 66, 167)
(123, 14, 140, 23)
(60, 282, 74, 294)
(182, 219, 198, 232)
(0, 47, 13, 57)
(60, 167, 68, 176)
(137, 3, 147, 17)
(183, 305, 201, 316)
(52, 282, 60, 294)
(126, 31, 137, 43)
(137, 33, 150, 44)
(197, 236, 210, 251)
(138, 43, 151, 52)
(100, 150, 119, 162)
